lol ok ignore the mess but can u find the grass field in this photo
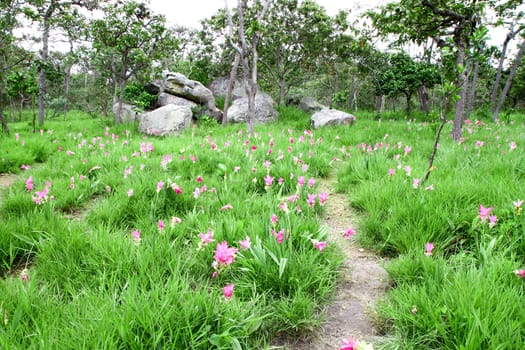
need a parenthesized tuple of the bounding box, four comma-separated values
(0, 107, 524, 349)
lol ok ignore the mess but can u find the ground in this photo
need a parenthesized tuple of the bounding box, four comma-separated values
(275, 173, 389, 349)
(0, 170, 390, 349)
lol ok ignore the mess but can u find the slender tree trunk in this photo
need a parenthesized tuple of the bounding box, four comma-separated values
(465, 59, 479, 120)
(0, 86, 9, 134)
(115, 69, 126, 124)
(278, 76, 286, 106)
(490, 31, 514, 113)
(223, 51, 240, 125)
(405, 92, 412, 119)
(375, 95, 383, 114)
(418, 85, 430, 114)
(451, 42, 468, 141)
(494, 39, 525, 121)
(38, 14, 52, 127)
(64, 40, 74, 119)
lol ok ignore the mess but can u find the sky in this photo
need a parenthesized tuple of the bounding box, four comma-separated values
(148, 0, 388, 29)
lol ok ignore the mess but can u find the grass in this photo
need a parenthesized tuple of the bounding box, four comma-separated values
(1, 108, 524, 349)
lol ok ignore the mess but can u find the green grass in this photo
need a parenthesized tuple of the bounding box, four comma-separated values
(1, 107, 524, 349)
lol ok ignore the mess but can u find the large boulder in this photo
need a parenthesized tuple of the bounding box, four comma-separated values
(139, 104, 192, 136)
(157, 92, 198, 109)
(162, 72, 222, 120)
(287, 96, 326, 113)
(227, 92, 277, 124)
(112, 102, 139, 123)
(208, 77, 247, 100)
(311, 109, 356, 129)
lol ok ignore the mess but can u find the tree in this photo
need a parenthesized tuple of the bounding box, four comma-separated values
(6, 70, 38, 121)
(369, 0, 485, 139)
(489, 0, 525, 118)
(24, 0, 99, 127)
(91, 0, 177, 124)
(224, 0, 271, 133)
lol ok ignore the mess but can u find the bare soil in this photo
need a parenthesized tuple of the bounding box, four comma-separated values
(276, 174, 389, 349)
(0, 173, 18, 202)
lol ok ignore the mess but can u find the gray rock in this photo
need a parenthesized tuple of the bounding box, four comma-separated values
(139, 104, 192, 136)
(311, 109, 356, 129)
(112, 102, 139, 123)
(208, 77, 247, 100)
(294, 96, 327, 113)
(227, 92, 277, 124)
(157, 92, 198, 109)
(162, 72, 222, 120)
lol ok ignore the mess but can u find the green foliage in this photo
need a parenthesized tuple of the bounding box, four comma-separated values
(123, 82, 156, 110)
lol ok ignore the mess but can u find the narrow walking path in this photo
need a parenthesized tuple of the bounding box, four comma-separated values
(279, 172, 389, 349)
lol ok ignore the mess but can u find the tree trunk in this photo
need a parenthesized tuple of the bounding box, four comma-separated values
(223, 51, 240, 125)
(405, 92, 412, 119)
(451, 42, 468, 141)
(38, 14, 52, 127)
(493, 39, 525, 122)
(278, 76, 286, 106)
(418, 85, 430, 114)
(115, 73, 126, 124)
(490, 31, 514, 113)
(464, 58, 479, 120)
(375, 95, 383, 114)
(0, 86, 9, 134)
(64, 39, 74, 119)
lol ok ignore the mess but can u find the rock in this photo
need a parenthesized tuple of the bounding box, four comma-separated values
(138, 104, 192, 136)
(208, 77, 247, 100)
(112, 102, 139, 123)
(227, 92, 278, 124)
(162, 72, 222, 120)
(288, 96, 327, 113)
(157, 92, 198, 109)
(311, 109, 356, 129)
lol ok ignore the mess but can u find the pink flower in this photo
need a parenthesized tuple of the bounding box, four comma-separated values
(425, 184, 434, 191)
(20, 268, 29, 283)
(307, 194, 316, 207)
(318, 193, 328, 206)
(297, 176, 305, 187)
(198, 229, 214, 246)
(509, 141, 517, 151)
(193, 187, 201, 199)
(214, 241, 239, 266)
(158, 220, 165, 231)
(223, 283, 234, 299)
(272, 229, 284, 244)
(425, 242, 434, 256)
(388, 168, 395, 177)
(312, 240, 326, 252)
(170, 216, 182, 227)
(264, 174, 274, 187)
(239, 236, 251, 250)
(412, 178, 420, 189)
(343, 228, 355, 239)
(479, 204, 494, 221)
(340, 337, 358, 350)
(404, 145, 412, 156)
(475, 140, 484, 148)
(278, 201, 289, 213)
(20, 164, 30, 170)
(66, 150, 75, 156)
(220, 204, 233, 210)
(196, 175, 203, 183)
(488, 215, 497, 228)
(271, 214, 278, 226)
(308, 178, 315, 188)
(156, 181, 164, 193)
(25, 176, 34, 192)
(127, 189, 134, 197)
(131, 230, 141, 245)
(514, 269, 525, 278)
(404, 165, 412, 177)
(171, 183, 182, 194)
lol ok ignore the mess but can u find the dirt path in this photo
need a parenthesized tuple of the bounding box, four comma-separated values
(278, 173, 389, 349)
(0, 173, 19, 202)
